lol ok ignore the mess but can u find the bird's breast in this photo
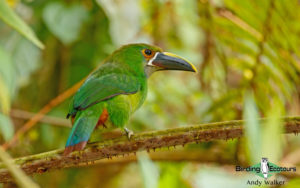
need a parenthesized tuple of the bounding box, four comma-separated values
(119, 90, 146, 114)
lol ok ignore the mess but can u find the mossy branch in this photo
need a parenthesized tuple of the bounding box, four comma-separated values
(0, 117, 300, 183)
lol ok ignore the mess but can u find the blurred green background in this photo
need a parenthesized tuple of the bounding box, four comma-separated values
(1, 0, 300, 187)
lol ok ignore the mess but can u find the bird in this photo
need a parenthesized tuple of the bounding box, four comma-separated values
(64, 43, 197, 155)
(261, 158, 269, 179)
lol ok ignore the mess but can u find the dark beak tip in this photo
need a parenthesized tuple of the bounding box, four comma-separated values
(153, 52, 198, 73)
(187, 65, 198, 73)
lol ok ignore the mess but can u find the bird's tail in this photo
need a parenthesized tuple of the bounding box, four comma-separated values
(64, 110, 101, 155)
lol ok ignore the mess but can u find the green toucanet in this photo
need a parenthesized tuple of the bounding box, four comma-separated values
(64, 43, 197, 155)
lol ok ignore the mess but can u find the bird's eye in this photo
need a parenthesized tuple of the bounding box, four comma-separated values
(142, 49, 154, 59)
(145, 49, 152, 55)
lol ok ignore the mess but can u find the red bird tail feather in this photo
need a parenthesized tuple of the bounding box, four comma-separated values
(63, 141, 87, 156)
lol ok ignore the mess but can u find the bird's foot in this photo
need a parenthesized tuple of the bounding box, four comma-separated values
(124, 127, 134, 139)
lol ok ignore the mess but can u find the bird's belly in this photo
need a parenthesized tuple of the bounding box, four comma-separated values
(105, 92, 145, 128)
(124, 92, 144, 113)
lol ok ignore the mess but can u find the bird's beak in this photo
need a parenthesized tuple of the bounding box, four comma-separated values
(149, 52, 197, 73)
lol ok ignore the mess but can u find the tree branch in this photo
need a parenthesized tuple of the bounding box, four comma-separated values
(0, 117, 300, 183)
(10, 109, 71, 128)
(71, 149, 235, 168)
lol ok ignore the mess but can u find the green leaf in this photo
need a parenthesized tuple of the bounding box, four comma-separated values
(43, 2, 89, 45)
(243, 92, 262, 164)
(0, 45, 15, 90)
(138, 152, 159, 188)
(0, 0, 44, 49)
(0, 33, 41, 95)
(0, 77, 10, 113)
(0, 113, 14, 141)
(0, 46, 15, 112)
(261, 99, 284, 162)
(13, 38, 41, 87)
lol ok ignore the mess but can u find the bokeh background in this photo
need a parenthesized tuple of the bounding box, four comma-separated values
(1, 0, 300, 187)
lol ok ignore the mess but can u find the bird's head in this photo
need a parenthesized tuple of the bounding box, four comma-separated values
(111, 43, 197, 77)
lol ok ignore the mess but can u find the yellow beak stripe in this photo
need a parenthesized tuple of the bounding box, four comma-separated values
(163, 52, 198, 73)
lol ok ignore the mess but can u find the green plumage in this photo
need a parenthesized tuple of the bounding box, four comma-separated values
(64, 43, 196, 154)
(65, 44, 161, 151)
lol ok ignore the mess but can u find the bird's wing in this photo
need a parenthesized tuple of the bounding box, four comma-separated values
(68, 73, 141, 117)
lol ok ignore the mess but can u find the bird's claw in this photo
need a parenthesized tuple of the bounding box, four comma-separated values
(124, 127, 134, 139)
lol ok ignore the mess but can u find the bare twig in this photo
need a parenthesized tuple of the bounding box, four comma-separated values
(2, 80, 84, 150)
(0, 117, 299, 183)
(10, 109, 71, 128)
